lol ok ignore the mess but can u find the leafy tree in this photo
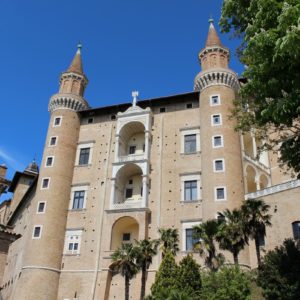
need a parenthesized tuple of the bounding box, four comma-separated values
(150, 251, 178, 297)
(110, 243, 138, 300)
(220, 0, 300, 177)
(241, 199, 272, 266)
(193, 220, 224, 272)
(216, 209, 247, 265)
(201, 266, 251, 300)
(257, 239, 300, 300)
(158, 228, 179, 256)
(175, 254, 202, 298)
(145, 289, 193, 300)
(134, 239, 159, 300)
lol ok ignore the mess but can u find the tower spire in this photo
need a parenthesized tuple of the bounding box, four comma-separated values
(205, 18, 222, 47)
(67, 43, 84, 75)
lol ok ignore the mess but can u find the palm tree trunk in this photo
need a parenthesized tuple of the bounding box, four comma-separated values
(255, 236, 261, 267)
(125, 275, 130, 300)
(233, 250, 239, 265)
(140, 264, 147, 300)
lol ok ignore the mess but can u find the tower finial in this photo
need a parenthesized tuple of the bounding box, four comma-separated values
(132, 91, 139, 107)
(208, 15, 214, 24)
(77, 42, 82, 54)
(205, 16, 222, 47)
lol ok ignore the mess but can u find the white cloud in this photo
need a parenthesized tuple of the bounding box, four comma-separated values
(0, 146, 26, 172)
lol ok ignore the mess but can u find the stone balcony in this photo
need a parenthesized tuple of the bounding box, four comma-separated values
(245, 180, 300, 200)
(116, 153, 146, 163)
(243, 153, 270, 174)
(110, 198, 143, 210)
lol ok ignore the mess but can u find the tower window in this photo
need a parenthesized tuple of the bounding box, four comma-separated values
(49, 136, 57, 146)
(214, 159, 225, 172)
(41, 178, 50, 189)
(184, 134, 197, 153)
(212, 114, 222, 126)
(129, 146, 136, 155)
(213, 135, 223, 148)
(32, 226, 42, 239)
(125, 188, 133, 199)
(210, 95, 220, 106)
(45, 156, 54, 167)
(160, 107, 166, 113)
(292, 221, 300, 239)
(53, 117, 62, 127)
(215, 187, 226, 201)
(184, 180, 197, 201)
(37, 202, 46, 214)
(79, 148, 90, 165)
(72, 191, 85, 210)
(87, 118, 94, 124)
(186, 103, 193, 109)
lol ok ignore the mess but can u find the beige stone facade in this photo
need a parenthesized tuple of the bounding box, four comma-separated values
(0, 21, 300, 300)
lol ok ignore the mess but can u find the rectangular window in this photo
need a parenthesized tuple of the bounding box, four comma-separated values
(64, 230, 82, 255)
(213, 135, 223, 148)
(79, 148, 90, 165)
(215, 187, 226, 201)
(41, 178, 50, 189)
(184, 180, 197, 201)
(186, 103, 193, 109)
(123, 233, 131, 242)
(87, 118, 94, 124)
(292, 222, 300, 239)
(37, 202, 46, 213)
(125, 188, 133, 199)
(210, 95, 220, 106)
(214, 159, 224, 172)
(129, 146, 136, 155)
(49, 136, 57, 146)
(212, 114, 222, 126)
(72, 191, 85, 209)
(160, 107, 166, 113)
(32, 226, 42, 239)
(53, 117, 62, 127)
(45, 156, 54, 167)
(184, 134, 197, 153)
(258, 233, 265, 247)
(185, 228, 198, 251)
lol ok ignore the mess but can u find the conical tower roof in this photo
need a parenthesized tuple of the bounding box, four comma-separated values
(205, 18, 222, 47)
(67, 44, 84, 75)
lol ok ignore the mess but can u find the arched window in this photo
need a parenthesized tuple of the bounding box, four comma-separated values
(292, 221, 300, 239)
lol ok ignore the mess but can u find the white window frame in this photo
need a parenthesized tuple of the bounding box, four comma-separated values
(212, 135, 224, 148)
(213, 158, 225, 172)
(69, 185, 89, 210)
(32, 225, 42, 239)
(75, 143, 94, 166)
(53, 116, 62, 127)
(64, 229, 83, 255)
(49, 136, 58, 147)
(211, 114, 222, 126)
(45, 156, 54, 167)
(41, 177, 50, 190)
(214, 186, 227, 201)
(181, 221, 201, 252)
(180, 173, 201, 202)
(210, 94, 221, 106)
(180, 127, 201, 154)
(36, 201, 46, 214)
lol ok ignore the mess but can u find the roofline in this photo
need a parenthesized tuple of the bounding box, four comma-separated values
(8, 171, 37, 193)
(79, 91, 199, 116)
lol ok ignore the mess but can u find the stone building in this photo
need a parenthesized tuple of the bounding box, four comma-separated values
(0, 20, 300, 300)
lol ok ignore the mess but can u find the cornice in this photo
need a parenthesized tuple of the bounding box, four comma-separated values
(48, 93, 89, 113)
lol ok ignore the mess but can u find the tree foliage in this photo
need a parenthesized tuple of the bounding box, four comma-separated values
(158, 228, 180, 256)
(150, 251, 178, 297)
(201, 266, 251, 300)
(220, 0, 300, 177)
(257, 239, 300, 300)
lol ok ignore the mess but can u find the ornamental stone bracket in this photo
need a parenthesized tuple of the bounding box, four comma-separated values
(194, 69, 239, 92)
(48, 93, 89, 113)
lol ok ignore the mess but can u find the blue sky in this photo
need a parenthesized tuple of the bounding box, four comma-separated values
(0, 0, 243, 201)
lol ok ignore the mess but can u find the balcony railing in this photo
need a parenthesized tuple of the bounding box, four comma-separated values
(245, 179, 300, 200)
(117, 154, 146, 163)
(243, 153, 270, 173)
(110, 199, 143, 210)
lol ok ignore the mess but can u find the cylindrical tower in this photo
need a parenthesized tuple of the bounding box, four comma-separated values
(15, 45, 89, 300)
(195, 20, 244, 220)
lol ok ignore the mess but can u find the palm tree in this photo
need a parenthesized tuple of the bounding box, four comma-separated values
(135, 239, 160, 300)
(158, 228, 179, 256)
(110, 243, 138, 300)
(216, 209, 247, 265)
(241, 199, 272, 266)
(193, 220, 224, 272)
